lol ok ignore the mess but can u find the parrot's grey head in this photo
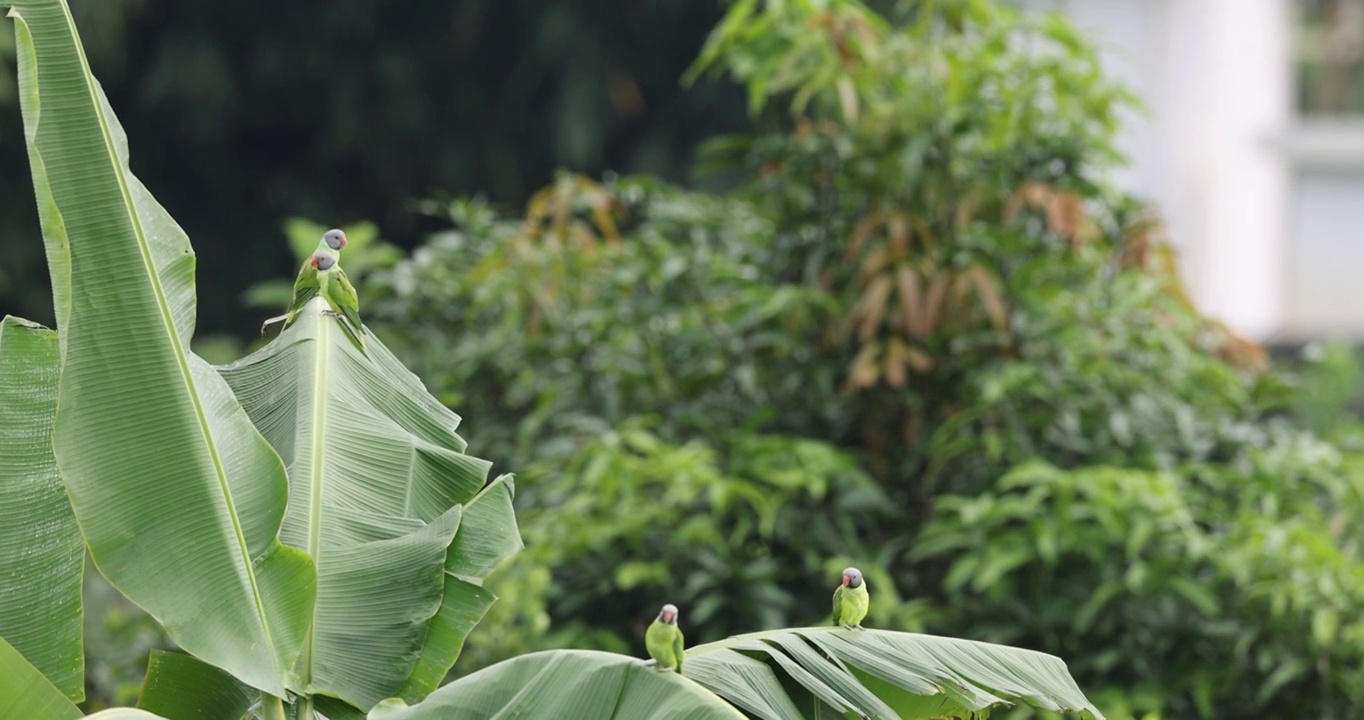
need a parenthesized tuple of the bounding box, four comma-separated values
(841, 567, 864, 589)
(658, 603, 679, 625)
(322, 229, 348, 251)
(311, 252, 337, 271)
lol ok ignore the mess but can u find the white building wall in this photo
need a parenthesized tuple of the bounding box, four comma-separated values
(1016, 0, 1293, 340)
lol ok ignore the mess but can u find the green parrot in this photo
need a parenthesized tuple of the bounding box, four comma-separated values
(645, 603, 685, 673)
(261, 229, 348, 335)
(832, 566, 869, 630)
(312, 251, 365, 349)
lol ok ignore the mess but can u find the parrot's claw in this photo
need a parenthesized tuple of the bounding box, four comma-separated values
(841, 624, 855, 631)
(643, 659, 657, 667)
(321, 309, 340, 318)
(855, 625, 866, 631)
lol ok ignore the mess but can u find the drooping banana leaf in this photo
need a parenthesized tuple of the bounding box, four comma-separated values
(136, 650, 256, 720)
(219, 303, 520, 709)
(0, 316, 84, 700)
(685, 627, 1106, 720)
(369, 650, 746, 720)
(397, 472, 519, 702)
(8, 0, 315, 697)
(0, 635, 82, 720)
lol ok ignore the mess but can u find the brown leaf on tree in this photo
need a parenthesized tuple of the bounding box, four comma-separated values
(849, 209, 885, 260)
(846, 341, 882, 391)
(905, 345, 934, 372)
(884, 338, 908, 388)
(965, 266, 1009, 331)
(859, 246, 890, 283)
(888, 212, 911, 258)
(857, 273, 894, 341)
(1046, 191, 1087, 244)
(897, 265, 926, 339)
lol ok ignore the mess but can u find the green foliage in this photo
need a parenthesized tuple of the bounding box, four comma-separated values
(378, 176, 832, 461)
(1296, 342, 1364, 447)
(0, 2, 1107, 718)
(0, 0, 748, 340)
(81, 572, 170, 712)
(375, 177, 921, 668)
(918, 450, 1364, 719)
(370, 0, 1364, 717)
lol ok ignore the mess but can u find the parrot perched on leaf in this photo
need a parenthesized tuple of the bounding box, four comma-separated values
(312, 251, 365, 349)
(261, 229, 348, 335)
(832, 566, 869, 630)
(645, 603, 685, 673)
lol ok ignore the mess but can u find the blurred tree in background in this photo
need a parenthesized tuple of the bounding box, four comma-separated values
(17, 0, 1364, 718)
(0, 0, 749, 338)
(367, 1, 1364, 718)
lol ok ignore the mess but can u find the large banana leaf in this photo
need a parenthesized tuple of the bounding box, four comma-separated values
(369, 650, 746, 719)
(136, 650, 256, 720)
(219, 303, 520, 709)
(0, 316, 84, 700)
(685, 627, 1105, 720)
(9, 0, 315, 697)
(0, 635, 82, 720)
(399, 472, 520, 702)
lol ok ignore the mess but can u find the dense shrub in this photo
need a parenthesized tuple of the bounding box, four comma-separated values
(370, 0, 1364, 716)
(918, 449, 1364, 719)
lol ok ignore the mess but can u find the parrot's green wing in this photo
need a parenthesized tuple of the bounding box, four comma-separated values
(673, 628, 685, 674)
(285, 259, 319, 325)
(331, 266, 363, 334)
(832, 585, 844, 625)
(317, 264, 365, 351)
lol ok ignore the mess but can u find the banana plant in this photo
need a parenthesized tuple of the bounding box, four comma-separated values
(0, 0, 1106, 718)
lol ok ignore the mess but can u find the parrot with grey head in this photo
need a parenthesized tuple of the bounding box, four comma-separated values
(261, 229, 348, 335)
(832, 567, 869, 630)
(311, 250, 365, 349)
(645, 603, 685, 673)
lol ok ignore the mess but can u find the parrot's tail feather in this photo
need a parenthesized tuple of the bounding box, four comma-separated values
(260, 312, 290, 335)
(333, 315, 368, 355)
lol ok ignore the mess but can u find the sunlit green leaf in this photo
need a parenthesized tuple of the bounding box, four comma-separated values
(9, 0, 314, 696)
(136, 650, 255, 720)
(0, 316, 83, 700)
(372, 650, 746, 719)
(0, 635, 81, 720)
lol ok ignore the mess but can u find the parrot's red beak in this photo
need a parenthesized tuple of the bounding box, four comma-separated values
(339, 237, 348, 248)
(842, 575, 850, 586)
(310, 257, 319, 268)
(663, 611, 674, 623)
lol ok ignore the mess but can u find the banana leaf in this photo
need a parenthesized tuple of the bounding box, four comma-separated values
(0, 316, 83, 700)
(369, 650, 745, 720)
(685, 627, 1106, 719)
(219, 301, 519, 709)
(8, 0, 314, 697)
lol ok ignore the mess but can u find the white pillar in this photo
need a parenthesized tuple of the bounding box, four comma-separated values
(1172, 0, 1290, 339)
(1018, 0, 1292, 340)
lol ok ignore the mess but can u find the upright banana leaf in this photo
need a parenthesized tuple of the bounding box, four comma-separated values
(0, 316, 83, 700)
(9, 0, 315, 697)
(369, 650, 746, 720)
(219, 303, 521, 710)
(685, 627, 1105, 720)
(0, 635, 81, 720)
